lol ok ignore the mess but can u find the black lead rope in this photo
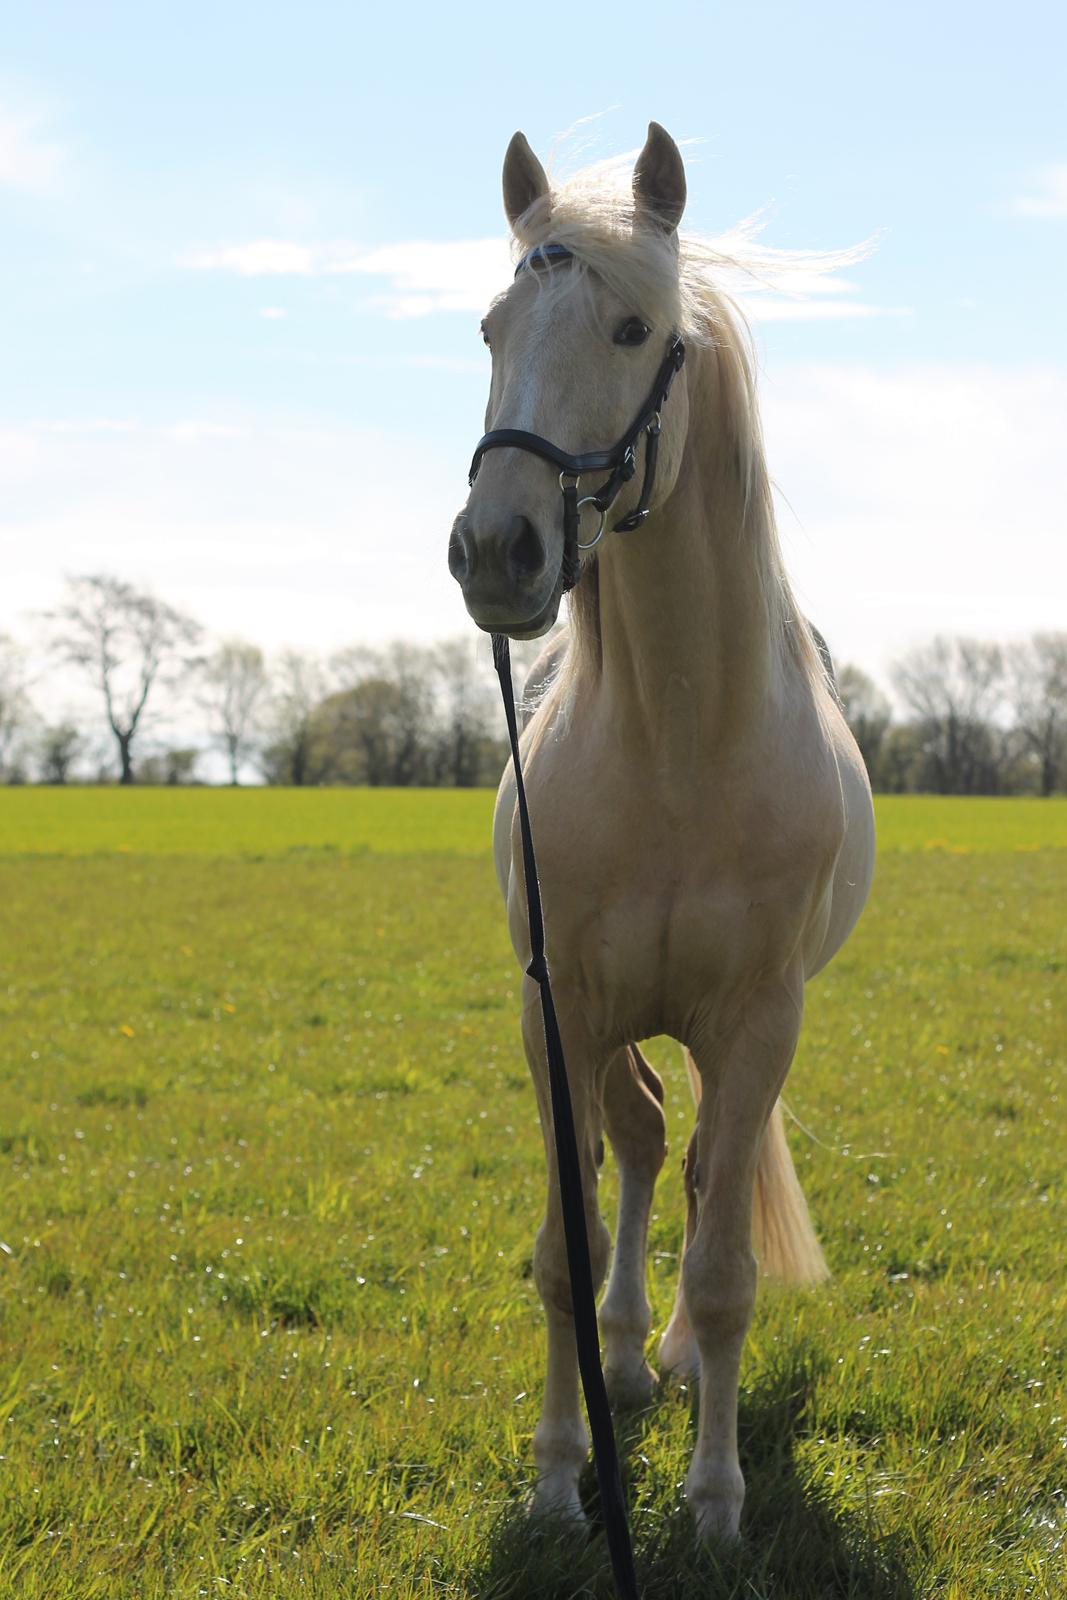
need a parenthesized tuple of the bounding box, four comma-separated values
(491, 633, 640, 1600)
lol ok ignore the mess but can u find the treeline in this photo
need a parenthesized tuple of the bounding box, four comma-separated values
(0, 575, 517, 789)
(1, 575, 1065, 794)
(838, 636, 1067, 796)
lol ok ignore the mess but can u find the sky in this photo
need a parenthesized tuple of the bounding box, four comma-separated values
(2, 0, 1065, 700)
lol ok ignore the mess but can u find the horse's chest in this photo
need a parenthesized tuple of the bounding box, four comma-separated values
(511, 695, 838, 1040)
(529, 793, 783, 1041)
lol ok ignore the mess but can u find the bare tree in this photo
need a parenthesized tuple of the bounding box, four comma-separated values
(259, 651, 328, 785)
(836, 663, 892, 786)
(432, 637, 501, 786)
(891, 636, 1005, 793)
(200, 640, 268, 784)
(0, 635, 33, 782)
(364, 642, 434, 785)
(1007, 632, 1067, 796)
(327, 637, 510, 786)
(137, 747, 200, 786)
(332, 642, 437, 785)
(37, 722, 83, 785)
(307, 679, 416, 784)
(49, 575, 201, 785)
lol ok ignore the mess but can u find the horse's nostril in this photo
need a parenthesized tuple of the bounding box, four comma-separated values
(507, 515, 546, 580)
(448, 523, 473, 584)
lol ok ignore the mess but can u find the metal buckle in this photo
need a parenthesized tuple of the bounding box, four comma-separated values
(576, 496, 607, 550)
(614, 507, 650, 534)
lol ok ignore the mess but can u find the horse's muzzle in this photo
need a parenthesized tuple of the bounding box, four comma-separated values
(448, 511, 561, 638)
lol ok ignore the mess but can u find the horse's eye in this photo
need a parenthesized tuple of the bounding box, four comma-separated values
(614, 317, 650, 347)
(480, 322, 491, 350)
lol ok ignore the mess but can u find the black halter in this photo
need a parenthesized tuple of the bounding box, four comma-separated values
(468, 244, 686, 593)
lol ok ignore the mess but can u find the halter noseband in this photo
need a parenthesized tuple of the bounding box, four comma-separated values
(467, 244, 686, 594)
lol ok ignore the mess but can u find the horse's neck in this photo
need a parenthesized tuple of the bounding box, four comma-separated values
(593, 348, 782, 753)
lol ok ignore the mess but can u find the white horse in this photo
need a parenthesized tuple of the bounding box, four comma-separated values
(449, 124, 875, 1542)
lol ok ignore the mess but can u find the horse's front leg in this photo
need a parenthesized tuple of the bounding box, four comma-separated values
(684, 973, 803, 1542)
(598, 1044, 666, 1409)
(521, 988, 611, 1522)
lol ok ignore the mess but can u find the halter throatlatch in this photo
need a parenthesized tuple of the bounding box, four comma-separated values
(468, 243, 686, 594)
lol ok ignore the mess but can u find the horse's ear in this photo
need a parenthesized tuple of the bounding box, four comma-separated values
(502, 131, 550, 232)
(633, 122, 686, 234)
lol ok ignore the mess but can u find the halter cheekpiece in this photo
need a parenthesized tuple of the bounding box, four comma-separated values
(468, 243, 686, 593)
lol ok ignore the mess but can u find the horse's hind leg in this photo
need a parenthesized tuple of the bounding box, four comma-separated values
(659, 1122, 700, 1379)
(598, 1045, 666, 1409)
(660, 1047, 702, 1378)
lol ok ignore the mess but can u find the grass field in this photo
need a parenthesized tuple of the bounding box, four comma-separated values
(3, 787, 1067, 857)
(0, 791, 1063, 1598)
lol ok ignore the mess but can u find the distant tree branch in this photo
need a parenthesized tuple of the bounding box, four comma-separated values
(49, 574, 201, 784)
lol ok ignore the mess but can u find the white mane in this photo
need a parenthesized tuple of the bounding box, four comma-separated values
(511, 151, 871, 344)
(511, 153, 856, 693)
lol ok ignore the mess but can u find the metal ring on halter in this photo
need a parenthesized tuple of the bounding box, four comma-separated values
(576, 496, 607, 549)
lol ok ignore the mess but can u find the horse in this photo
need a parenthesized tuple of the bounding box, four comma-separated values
(448, 123, 875, 1543)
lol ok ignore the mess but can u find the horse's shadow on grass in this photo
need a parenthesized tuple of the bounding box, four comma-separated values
(445, 1344, 918, 1600)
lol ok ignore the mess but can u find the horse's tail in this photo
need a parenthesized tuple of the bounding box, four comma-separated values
(682, 1048, 828, 1285)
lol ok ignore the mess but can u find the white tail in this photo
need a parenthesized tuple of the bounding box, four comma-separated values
(683, 1048, 828, 1285)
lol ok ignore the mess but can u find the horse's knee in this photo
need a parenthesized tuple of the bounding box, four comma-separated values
(534, 1207, 610, 1316)
(681, 1238, 757, 1346)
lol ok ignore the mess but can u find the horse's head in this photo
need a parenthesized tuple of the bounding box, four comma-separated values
(449, 123, 691, 638)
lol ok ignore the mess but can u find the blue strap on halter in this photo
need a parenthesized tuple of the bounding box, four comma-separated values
(514, 242, 574, 276)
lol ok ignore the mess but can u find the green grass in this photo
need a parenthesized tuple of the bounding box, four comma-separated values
(0, 786, 496, 857)
(3, 787, 1067, 857)
(0, 791, 1063, 1598)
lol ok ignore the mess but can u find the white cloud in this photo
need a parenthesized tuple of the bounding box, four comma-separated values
(164, 420, 250, 442)
(740, 296, 908, 323)
(184, 236, 510, 316)
(3, 366, 1065, 689)
(185, 239, 316, 275)
(761, 364, 1067, 675)
(1013, 164, 1067, 219)
(339, 238, 511, 316)
(0, 418, 465, 653)
(258, 306, 288, 320)
(186, 233, 896, 321)
(401, 353, 487, 375)
(0, 105, 63, 191)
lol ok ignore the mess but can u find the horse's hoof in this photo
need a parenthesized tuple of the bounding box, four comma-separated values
(687, 1462, 744, 1543)
(605, 1357, 658, 1411)
(528, 1483, 588, 1527)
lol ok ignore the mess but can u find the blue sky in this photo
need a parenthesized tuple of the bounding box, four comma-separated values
(2, 0, 1065, 686)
